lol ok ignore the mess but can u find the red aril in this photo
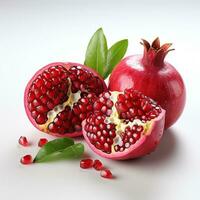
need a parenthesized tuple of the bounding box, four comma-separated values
(18, 136, 29, 147)
(38, 138, 48, 147)
(82, 89, 165, 160)
(20, 155, 33, 165)
(80, 159, 94, 169)
(108, 38, 186, 129)
(100, 169, 113, 179)
(93, 160, 104, 170)
(24, 62, 107, 137)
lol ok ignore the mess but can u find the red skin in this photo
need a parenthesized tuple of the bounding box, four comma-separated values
(82, 108, 165, 160)
(24, 62, 107, 138)
(109, 55, 186, 129)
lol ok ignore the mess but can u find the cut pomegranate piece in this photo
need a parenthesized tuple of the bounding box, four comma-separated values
(80, 159, 94, 169)
(18, 136, 29, 147)
(93, 160, 103, 170)
(100, 169, 113, 179)
(24, 62, 107, 137)
(38, 138, 48, 147)
(82, 89, 165, 160)
(20, 155, 33, 165)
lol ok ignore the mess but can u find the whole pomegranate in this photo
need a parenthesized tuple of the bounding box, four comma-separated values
(82, 89, 165, 160)
(24, 62, 107, 137)
(108, 38, 186, 129)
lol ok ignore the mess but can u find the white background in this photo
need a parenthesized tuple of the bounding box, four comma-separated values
(0, 0, 200, 199)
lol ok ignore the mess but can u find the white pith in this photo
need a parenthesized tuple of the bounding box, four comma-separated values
(103, 91, 152, 153)
(39, 78, 81, 132)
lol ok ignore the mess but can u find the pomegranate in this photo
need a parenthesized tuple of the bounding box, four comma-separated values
(82, 89, 165, 160)
(108, 37, 186, 129)
(24, 62, 107, 137)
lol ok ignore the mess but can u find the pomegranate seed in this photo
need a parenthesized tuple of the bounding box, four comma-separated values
(20, 155, 33, 165)
(100, 169, 113, 179)
(93, 160, 103, 170)
(18, 136, 29, 147)
(114, 145, 120, 152)
(80, 159, 93, 169)
(36, 114, 47, 124)
(38, 138, 48, 147)
(133, 133, 141, 140)
(118, 94, 125, 102)
(28, 92, 35, 102)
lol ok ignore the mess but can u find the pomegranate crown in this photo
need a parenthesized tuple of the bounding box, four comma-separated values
(140, 37, 174, 67)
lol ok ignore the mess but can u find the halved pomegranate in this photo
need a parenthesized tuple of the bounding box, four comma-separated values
(82, 89, 165, 160)
(24, 62, 107, 137)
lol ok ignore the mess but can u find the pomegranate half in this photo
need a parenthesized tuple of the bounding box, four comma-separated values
(24, 62, 107, 137)
(108, 38, 186, 129)
(82, 89, 165, 160)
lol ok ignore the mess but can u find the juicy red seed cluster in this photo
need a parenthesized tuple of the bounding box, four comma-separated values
(80, 159, 112, 179)
(93, 92, 113, 116)
(27, 65, 105, 134)
(84, 89, 162, 154)
(27, 65, 70, 124)
(48, 93, 97, 134)
(84, 113, 116, 154)
(114, 125, 143, 152)
(115, 89, 162, 122)
(69, 66, 104, 95)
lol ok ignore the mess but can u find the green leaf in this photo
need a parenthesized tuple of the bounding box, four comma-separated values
(104, 39, 128, 78)
(84, 28, 108, 77)
(34, 143, 84, 163)
(34, 138, 75, 163)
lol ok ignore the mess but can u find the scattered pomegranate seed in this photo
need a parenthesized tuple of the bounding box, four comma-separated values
(100, 169, 113, 179)
(93, 159, 104, 170)
(18, 136, 29, 147)
(38, 138, 48, 147)
(80, 159, 94, 169)
(20, 155, 33, 165)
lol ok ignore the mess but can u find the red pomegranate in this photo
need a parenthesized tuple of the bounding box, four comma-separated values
(24, 62, 107, 137)
(82, 89, 165, 160)
(108, 38, 186, 129)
